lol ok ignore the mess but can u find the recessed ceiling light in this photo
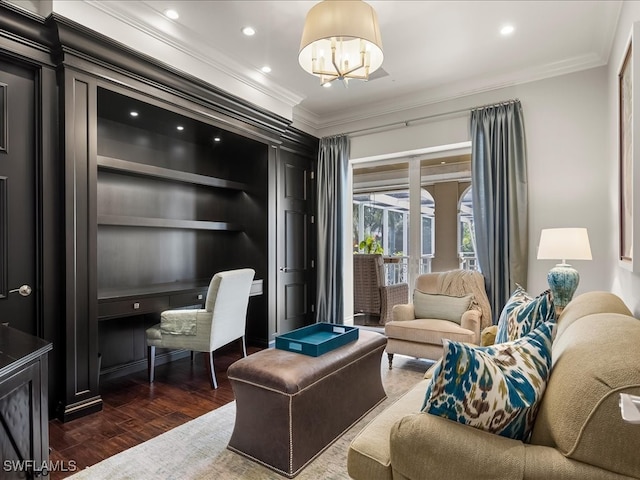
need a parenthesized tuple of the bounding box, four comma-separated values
(165, 9, 179, 20)
(500, 24, 515, 36)
(213, 136, 221, 142)
(241, 26, 256, 36)
(322, 82, 332, 88)
(130, 111, 139, 117)
(261, 66, 271, 73)
(176, 125, 184, 131)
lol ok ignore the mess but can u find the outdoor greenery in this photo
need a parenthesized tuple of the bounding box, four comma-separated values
(358, 234, 384, 254)
(353, 203, 406, 255)
(461, 222, 474, 253)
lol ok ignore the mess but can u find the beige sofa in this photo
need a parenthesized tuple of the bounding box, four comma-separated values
(348, 291, 640, 480)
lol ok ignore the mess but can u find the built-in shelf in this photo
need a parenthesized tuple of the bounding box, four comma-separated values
(97, 155, 249, 191)
(98, 214, 241, 231)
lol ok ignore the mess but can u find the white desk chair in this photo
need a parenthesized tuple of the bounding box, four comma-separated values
(146, 268, 255, 389)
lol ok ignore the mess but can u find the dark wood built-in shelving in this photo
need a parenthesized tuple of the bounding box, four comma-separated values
(0, 3, 318, 423)
(97, 214, 241, 231)
(97, 155, 249, 191)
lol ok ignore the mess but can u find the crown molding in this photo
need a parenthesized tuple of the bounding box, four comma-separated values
(63, 0, 305, 117)
(312, 52, 608, 135)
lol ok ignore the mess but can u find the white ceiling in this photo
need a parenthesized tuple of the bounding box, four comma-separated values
(45, 1, 623, 133)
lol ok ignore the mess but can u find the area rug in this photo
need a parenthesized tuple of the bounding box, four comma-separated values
(68, 356, 429, 480)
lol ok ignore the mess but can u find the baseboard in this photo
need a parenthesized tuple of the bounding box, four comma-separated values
(58, 396, 103, 422)
(99, 349, 191, 382)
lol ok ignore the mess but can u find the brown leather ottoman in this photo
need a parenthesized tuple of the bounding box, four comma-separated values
(227, 329, 387, 477)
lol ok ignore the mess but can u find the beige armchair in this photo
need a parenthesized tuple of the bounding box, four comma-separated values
(385, 270, 491, 368)
(353, 254, 409, 325)
(146, 268, 255, 389)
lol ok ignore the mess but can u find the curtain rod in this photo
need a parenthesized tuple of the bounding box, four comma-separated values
(344, 98, 519, 138)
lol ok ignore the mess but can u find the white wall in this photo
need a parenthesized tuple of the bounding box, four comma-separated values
(335, 66, 611, 309)
(608, 2, 640, 316)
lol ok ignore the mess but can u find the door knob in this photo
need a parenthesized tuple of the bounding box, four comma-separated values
(279, 267, 289, 272)
(9, 285, 32, 297)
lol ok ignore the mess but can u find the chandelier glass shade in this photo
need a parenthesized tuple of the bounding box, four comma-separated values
(298, 0, 384, 85)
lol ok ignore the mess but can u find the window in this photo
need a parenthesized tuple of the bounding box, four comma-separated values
(420, 188, 435, 273)
(352, 151, 471, 283)
(458, 186, 478, 271)
(353, 191, 408, 255)
(353, 191, 409, 283)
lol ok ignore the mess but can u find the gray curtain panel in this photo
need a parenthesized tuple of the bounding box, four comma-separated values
(316, 135, 350, 324)
(471, 100, 528, 323)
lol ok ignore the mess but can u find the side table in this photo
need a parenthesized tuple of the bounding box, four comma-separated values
(0, 325, 53, 478)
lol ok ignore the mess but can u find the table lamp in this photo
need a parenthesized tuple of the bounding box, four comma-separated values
(537, 228, 592, 311)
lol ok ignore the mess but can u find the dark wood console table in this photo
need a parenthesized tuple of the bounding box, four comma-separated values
(0, 326, 52, 479)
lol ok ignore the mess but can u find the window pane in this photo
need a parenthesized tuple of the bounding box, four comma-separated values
(420, 188, 435, 273)
(388, 210, 405, 255)
(353, 203, 360, 251)
(422, 216, 433, 254)
(363, 205, 383, 241)
(458, 187, 478, 271)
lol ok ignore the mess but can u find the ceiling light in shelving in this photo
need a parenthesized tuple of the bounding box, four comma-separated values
(500, 24, 515, 36)
(164, 9, 179, 20)
(261, 66, 272, 73)
(241, 26, 256, 36)
(213, 136, 221, 143)
(177, 126, 184, 131)
(130, 111, 139, 117)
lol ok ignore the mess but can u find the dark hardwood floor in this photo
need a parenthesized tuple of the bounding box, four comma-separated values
(48, 342, 260, 479)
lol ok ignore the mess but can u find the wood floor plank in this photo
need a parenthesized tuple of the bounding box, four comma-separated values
(48, 345, 261, 479)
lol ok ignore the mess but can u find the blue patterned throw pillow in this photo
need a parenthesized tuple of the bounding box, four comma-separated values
(495, 287, 555, 343)
(422, 321, 554, 441)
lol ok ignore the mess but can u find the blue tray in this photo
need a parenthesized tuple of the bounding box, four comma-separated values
(275, 323, 359, 357)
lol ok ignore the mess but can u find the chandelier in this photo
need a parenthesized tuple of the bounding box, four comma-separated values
(298, 0, 384, 86)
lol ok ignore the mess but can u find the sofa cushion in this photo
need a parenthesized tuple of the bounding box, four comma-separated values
(530, 309, 640, 478)
(422, 321, 554, 441)
(495, 287, 555, 343)
(348, 380, 429, 480)
(385, 319, 476, 345)
(413, 291, 474, 324)
(555, 290, 632, 340)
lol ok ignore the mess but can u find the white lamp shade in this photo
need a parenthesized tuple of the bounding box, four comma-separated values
(537, 228, 592, 261)
(298, 0, 383, 78)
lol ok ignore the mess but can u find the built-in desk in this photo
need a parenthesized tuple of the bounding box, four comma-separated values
(98, 279, 264, 320)
(96, 279, 264, 381)
(0, 326, 52, 478)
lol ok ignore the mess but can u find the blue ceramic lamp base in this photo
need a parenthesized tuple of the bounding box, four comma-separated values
(547, 263, 580, 309)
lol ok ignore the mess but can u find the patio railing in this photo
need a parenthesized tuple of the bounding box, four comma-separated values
(382, 254, 480, 284)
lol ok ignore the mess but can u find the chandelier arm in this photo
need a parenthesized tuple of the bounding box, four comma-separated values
(330, 46, 344, 78)
(310, 68, 368, 81)
(328, 47, 368, 79)
(311, 68, 341, 77)
(339, 60, 367, 77)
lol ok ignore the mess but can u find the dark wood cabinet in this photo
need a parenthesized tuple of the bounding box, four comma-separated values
(0, 5, 318, 421)
(0, 326, 52, 479)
